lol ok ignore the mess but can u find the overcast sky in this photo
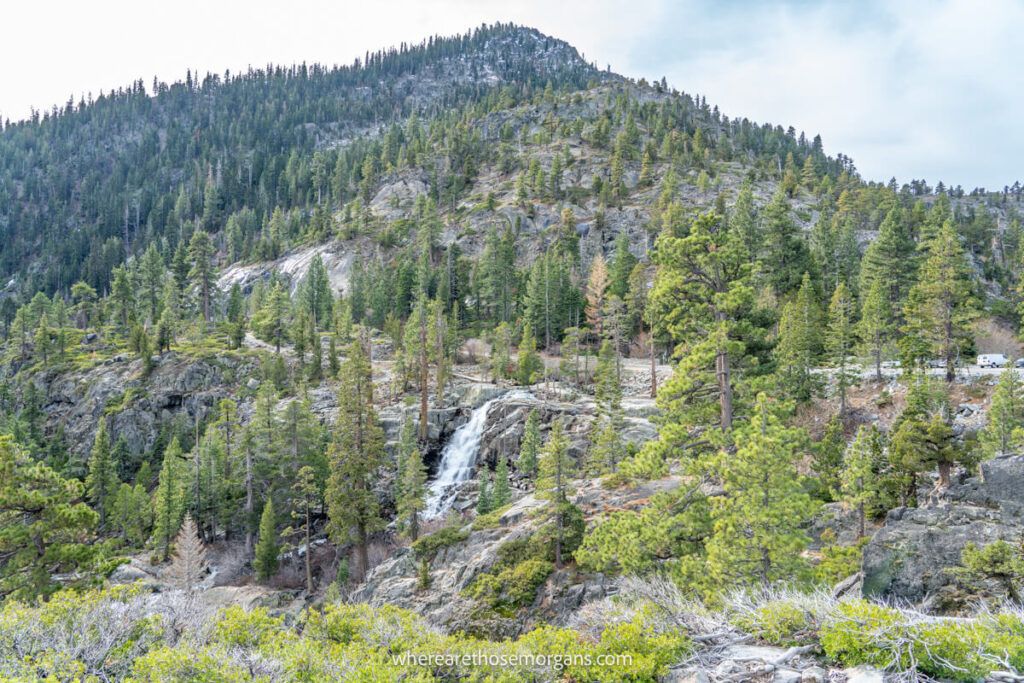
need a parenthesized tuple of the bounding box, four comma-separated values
(3, 0, 1021, 188)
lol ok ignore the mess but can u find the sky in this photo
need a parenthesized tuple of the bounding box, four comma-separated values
(2, 0, 1021, 189)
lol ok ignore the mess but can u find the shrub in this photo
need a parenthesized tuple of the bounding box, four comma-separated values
(821, 599, 1024, 681)
(466, 558, 554, 611)
(410, 526, 469, 561)
(732, 599, 812, 646)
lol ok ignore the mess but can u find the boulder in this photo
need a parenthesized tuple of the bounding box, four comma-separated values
(861, 455, 1024, 604)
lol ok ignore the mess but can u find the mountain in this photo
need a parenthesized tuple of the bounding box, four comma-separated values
(2, 23, 1024, 682)
(0, 24, 605, 297)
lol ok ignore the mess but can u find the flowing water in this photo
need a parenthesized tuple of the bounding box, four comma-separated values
(423, 390, 529, 518)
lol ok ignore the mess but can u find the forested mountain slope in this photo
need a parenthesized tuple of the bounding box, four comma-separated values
(3, 22, 1024, 682)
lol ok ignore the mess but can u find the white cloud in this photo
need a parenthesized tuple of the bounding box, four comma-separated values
(1, 0, 1020, 188)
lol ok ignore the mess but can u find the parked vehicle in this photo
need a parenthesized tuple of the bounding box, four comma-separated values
(1014, 357, 1024, 368)
(978, 354, 1008, 368)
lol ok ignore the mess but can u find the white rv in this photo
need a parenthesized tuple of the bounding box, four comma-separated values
(977, 354, 1008, 368)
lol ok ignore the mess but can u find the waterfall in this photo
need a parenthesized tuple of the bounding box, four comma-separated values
(423, 390, 528, 518)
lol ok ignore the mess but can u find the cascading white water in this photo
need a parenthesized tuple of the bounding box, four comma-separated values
(423, 391, 528, 518)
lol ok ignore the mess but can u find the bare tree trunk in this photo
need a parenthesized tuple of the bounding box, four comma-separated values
(649, 329, 657, 399)
(419, 312, 429, 441)
(244, 444, 254, 558)
(304, 500, 313, 593)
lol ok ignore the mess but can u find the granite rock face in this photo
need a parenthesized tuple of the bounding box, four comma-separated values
(861, 455, 1024, 604)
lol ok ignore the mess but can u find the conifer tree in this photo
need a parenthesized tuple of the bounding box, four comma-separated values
(537, 419, 574, 566)
(166, 513, 207, 591)
(517, 322, 543, 385)
(85, 420, 119, 528)
(760, 189, 811, 296)
(859, 208, 915, 321)
(325, 335, 385, 578)
(585, 254, 609, 336)
(188, 229, 217, 323)
(859, 277, 891, 381)
(112, 482, 151, 546)
(226, 283, 246, 348)
(774, 273, 823, 402)
(825, 281, 857, 417)
(476, 474, 493, 515)
(290, 466, 319, 593)
(33, 314, 51, 365)
(706, 394, 816, 587)
(139, 244, 166, 325)
(901, 221, 977, 381)
(979, 369, 1024, 459)
(841, 425, 883, 538)
(252, 281, 290, 353)
(111, 265, 135, 332)
(254, 498, 279, 581)
(519, 409, 541, 479)
(730, 180, 759, 256)
(490, 322, 512, 380)
(650, 210, 751, 438)
(492, 457, 511, 509)
(397, 445, 427, 541)
(0, 435, 100, 601)
(609, 233, 637, 300)
(151, 437, 187, 561)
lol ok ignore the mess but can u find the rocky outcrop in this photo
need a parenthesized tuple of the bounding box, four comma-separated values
(861, 455, 1024, 605)
(353, 477, 679, 634)
(35, 351, 259, 465)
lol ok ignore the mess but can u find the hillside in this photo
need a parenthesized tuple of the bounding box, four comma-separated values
(2, 22, 1024, 682)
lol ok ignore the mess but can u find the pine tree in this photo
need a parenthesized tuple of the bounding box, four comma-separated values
(650, 210, 751, 437)
(730, 180, 759, 256)
(151, 437, 187, 561)
(812, 416, 845, 501)
(111, 265, 135, 332)
(706, 394, 816, 587)
(901, 221, 976, 380)
(585, 254, 609, 336)
(33, 313, 51, 365)
(476, 474, 493, 515)
(112, 482, 151, 546)
(254, 498, 279, 581)
(166, 513, 207, 591)
(859, 277, 891, 381)
(517, 322, 543, 385)
(226, 283, 246, 348)
(841, 425, 883, 538)
(760, 189, 811, 296)
(609, 233, 637, 300)
(85, 420, 119, 528)
(979, 369, 1024, 459)
(519, 409, 541, 479)
(774, 273, 823, 403)
(325, 335, 385, 579)
(0, 435, 101, 601)
(859, 208, 915, 322)
(825, 281, 857, 418)
(291, 466, 319, 593)
(537, 419, 574, 566)
(397, 446, 427, 541)
(252, 281, 290, 353)
(188, 229, 217, 323)
(138, 244, 165, 325)
(492, 457, 511, 509)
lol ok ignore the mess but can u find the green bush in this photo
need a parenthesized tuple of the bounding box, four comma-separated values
(821, 599, 1024, 681)
(466, 558, 554, 612)
(410, 526, 469, 560)
(820, 600, 908, 670)
(732, 600, 812, 646)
